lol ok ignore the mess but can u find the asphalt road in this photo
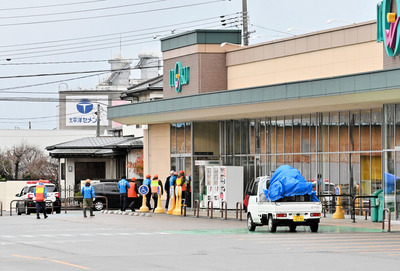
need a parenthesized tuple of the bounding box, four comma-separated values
(1, 211, 399, 271)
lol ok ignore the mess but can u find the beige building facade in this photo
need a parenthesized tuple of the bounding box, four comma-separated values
(109, 21, 400, 219)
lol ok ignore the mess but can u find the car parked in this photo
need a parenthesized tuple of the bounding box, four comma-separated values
(91, 180, 143, 211)
(15, 180, 61, 215)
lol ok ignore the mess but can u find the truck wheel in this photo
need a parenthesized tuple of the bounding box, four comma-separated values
(289, 225, 297, 232)
(93, 200, 104, 211)
(268, 215, 277, 233)
(310, 222, 319, 232)
(247, 214, 256, 231)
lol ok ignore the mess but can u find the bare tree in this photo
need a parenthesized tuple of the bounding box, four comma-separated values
(2, 143, 58, 181)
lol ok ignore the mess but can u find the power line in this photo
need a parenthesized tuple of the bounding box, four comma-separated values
(0, 67, 134, 79)
(0, 0, 167, 20)
(0, 63, 162, 92)
(0, 16, 225, 49)
(0, 0, 226, 27)
(0, 0, 106, 11)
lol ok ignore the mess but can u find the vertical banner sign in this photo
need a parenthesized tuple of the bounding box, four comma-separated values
(377, 0, 400, 57)
(169, 61, 189, 92)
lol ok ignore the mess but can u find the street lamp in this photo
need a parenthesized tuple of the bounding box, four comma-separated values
(287, 27, 312, 33)
(220, 42, 242, 47)
(326, 19, 354, 25)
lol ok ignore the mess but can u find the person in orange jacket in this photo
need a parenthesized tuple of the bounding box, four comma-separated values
(127, 177, 139, 211)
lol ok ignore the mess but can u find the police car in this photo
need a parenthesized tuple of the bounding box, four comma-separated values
(15, 180, 61, 215)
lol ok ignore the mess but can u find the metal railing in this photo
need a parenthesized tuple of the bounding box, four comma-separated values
(351, 195, 378, 223)
(319, 194, 379, 223)
(382, 208, 391, 232)
(236, 202, 243, 221)
(63, 196, 108, 214)
(207, 201, 213, 219)
(220, 201, 227, 220)
(193, 200, 200, 218)
(9, 199, 54, 216)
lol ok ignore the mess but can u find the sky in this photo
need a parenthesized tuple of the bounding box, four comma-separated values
(0, 0, 382, 130)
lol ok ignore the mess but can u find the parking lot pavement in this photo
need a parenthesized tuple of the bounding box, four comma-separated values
(1, 210, 400, 271)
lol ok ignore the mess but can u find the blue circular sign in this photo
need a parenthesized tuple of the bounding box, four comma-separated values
(335, 187, 339, 195)
(76, 99, 93, 114)
(139, 185, 149, 195)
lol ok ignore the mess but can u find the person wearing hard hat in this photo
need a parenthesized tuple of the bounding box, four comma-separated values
(118, 175, 130, 212)
(150, 175, 163, 212)
(176, 170, 187, 204)
(143, 174, 152, 210)
(34, 179, 48, 219)
(81, 179, 95, 218)
(164, 171, 174, 209)
(127, 177, 139, 211)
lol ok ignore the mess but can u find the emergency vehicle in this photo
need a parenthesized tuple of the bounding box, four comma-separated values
(15, 180, 61, 215)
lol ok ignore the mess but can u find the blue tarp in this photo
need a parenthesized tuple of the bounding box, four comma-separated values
(263, 165, 319, 202)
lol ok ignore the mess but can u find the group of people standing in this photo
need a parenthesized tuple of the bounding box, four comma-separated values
(164, 170, 189, 209)
(79, 171, 190, 217)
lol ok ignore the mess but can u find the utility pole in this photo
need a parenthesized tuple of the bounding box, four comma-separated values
(96, 103, 100, 137)
(242, 0, 249, 46)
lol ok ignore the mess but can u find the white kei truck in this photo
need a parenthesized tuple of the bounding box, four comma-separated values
(247, 176, 322, 232)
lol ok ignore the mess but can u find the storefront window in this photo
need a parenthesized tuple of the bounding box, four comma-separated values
(339, 112, 349, 152)
(330, 112, 339, 152)
(176, 123, 185, 153)
(276, 117, 284, 153)
(170, 124, 177, 154)
(285, 117, 293, 154)
(185, 122, 192, 153)
(360, 110, 371, 151)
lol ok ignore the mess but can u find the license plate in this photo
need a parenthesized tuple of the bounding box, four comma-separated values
(293, 215, 304, 222)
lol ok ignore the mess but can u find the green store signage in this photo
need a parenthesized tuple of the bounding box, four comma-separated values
(377, 0, 400, 56)
(169, 61, 189, 93)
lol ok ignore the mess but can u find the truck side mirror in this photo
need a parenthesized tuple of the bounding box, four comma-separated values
(15, 193, 20, 197)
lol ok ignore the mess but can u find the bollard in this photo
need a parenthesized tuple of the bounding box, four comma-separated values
(382, 208, 391, 233)
(0, 201, 2, 216)
(181, 199, 186, 217)
(207, 201, 213, 219)
(236, 202, 242, 221)
(173, 186, 182, 216)
(154, 185, 165, 214)
(221, 201, 227, 220)
(167, 186, 175, 215)
(193, 200, 199, 218)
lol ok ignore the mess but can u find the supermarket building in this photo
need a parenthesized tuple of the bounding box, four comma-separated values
(109, 19, 400, 219)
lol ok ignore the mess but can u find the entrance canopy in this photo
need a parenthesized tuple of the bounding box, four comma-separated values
(108, 68, 400, 125)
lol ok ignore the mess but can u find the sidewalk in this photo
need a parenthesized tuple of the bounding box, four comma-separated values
(183, 207, 400, 231)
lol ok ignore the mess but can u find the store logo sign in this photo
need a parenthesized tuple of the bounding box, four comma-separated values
(377, 0, 400, 57)
(169, 61, 189, 93)
(76, 99, 93, 114)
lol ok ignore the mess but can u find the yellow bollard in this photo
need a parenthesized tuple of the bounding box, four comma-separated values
(333, 185, 345, 219)
(167, 186, 175, 215)
(154, 185, 165, 214)
(172, 186, 182, 216)
(139, 185, 149, 213)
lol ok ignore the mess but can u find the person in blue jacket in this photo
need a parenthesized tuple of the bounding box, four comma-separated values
(118, 176, 130, 211)
(81, 179, 95, 218)
(143, 174, 152, 210)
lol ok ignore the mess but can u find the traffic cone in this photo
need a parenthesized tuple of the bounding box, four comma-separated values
(154, 185, 165, 214)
